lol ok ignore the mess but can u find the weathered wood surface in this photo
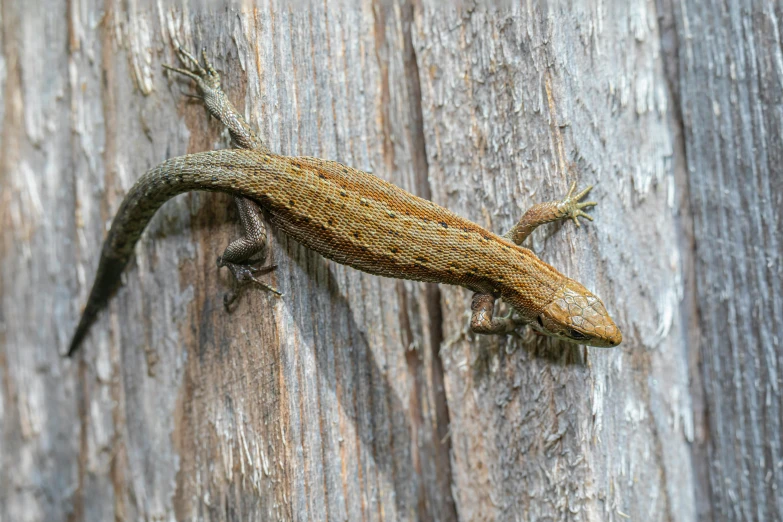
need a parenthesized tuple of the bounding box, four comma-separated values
(673, 2, 783, 521)
(1, 3, 452, 520)
(414, 1, 694, 520)
(1, 1, 778, 522)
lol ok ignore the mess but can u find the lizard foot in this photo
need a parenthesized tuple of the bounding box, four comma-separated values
(470, 293, 528, 336)
(218, 257, 282, 311)
(556, 182, 597, 227)
(163, 45, 264, 150)
(163, 46, 222, 97)
(502, 310, 529, 339)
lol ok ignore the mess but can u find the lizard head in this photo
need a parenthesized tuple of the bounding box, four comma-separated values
(530, 279, 622, 347)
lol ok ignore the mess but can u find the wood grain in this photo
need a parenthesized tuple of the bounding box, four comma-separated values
(3, 1, 777, 521)
(1, 2, 453, 520)
(674, 2, 783, 521)
(414, 1, 695, 520)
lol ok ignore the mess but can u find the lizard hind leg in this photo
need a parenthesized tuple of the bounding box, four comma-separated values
(165, 44, 277, 307)
(218, 197, 282, 310)
(163, 45, 219, 91)
(164, 45, 266, 151)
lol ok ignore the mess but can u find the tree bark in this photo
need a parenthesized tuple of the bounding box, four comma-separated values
(0, 1, 778, 522)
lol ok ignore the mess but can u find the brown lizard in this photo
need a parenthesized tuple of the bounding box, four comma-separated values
(67, 48, 621, 356)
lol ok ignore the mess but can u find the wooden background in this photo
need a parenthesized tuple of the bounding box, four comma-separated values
(1, 0, 780, 521)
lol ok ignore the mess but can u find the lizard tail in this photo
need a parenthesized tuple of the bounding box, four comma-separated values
(67, 149, 263, 356)
(67, 256, 129, 356)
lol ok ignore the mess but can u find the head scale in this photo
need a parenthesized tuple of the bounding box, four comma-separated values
(529, 279, 621, 347)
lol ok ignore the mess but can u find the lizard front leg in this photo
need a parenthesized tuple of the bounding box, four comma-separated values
(164, 46, 281, 307)
(470, 293, 524, 335)
(474, 181, 596, 337)
(503, 181, 596, 245)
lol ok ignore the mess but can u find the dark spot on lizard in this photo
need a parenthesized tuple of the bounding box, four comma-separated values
(318, 173, 327, 179)
(390, 247, 399, 253)
(289, 200, 296, 206)
(439, 221, 448, 228)
(327, 218, 335, 226)
(415, 256, 428, 263)
(353, 231, 360, 239)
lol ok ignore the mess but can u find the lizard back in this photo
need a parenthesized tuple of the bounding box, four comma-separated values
(68, 149, 566, 354)
(246, 152, 565, 304)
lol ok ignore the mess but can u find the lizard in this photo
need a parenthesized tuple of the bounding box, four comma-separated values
(66, 47, 621, 356)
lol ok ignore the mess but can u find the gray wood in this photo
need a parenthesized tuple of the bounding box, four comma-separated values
(5, 1, 778, 522)
(1, 2, 453, 520)
(413, 1, 695, 520)
(673, 2, 783, 521)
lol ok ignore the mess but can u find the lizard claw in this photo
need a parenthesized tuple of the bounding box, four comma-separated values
(557, 182, 597, 227)
(218, 257, 282, 311)
(163, 45, 222, 94)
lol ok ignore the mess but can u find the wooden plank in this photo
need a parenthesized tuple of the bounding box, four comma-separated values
(674, 2, 783, 520)
(413, 2, 696, 520)
(1, 2, 455, 520)
(13, 2, 769, 521)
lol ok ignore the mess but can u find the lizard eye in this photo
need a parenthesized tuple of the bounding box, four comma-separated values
(567, 329, 588, 341)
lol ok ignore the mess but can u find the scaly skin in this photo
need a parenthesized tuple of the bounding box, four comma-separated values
(67, 48, 621, 356)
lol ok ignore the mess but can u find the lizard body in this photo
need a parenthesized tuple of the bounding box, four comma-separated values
(67, 48, 621, 355)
